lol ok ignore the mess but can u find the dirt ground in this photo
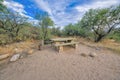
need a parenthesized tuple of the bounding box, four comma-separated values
(0, 43, 120, 80)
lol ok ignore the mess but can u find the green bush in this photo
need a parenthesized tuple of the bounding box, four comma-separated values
(0, 34, 11, 45)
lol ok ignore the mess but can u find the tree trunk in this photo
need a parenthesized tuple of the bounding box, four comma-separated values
(95, 35, 104, 42)
(41, 39, 44, 46)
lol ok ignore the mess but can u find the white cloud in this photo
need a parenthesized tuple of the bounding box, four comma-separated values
(34, 0, 76, 26)
(4, 0, 119, 27)
(34, 0, 120, 27)
(76, 0, 119, 13)
(34, 0, 52, 15)
(3, 0, 27, 16)
(3, 0, 39, 24)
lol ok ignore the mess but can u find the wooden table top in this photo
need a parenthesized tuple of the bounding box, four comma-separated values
(51, 38, 75, 42)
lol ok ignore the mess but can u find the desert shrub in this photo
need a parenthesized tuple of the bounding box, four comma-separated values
(51, 27, 62, 37)
(0, 34, 12, 45)
(108, 28, 120, 42)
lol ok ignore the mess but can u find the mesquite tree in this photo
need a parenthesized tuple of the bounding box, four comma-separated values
(0, 0, 6, 12)
(35, 13, 54, 45)
(0, 10, 27, 41)
(81, 5, 120, 42)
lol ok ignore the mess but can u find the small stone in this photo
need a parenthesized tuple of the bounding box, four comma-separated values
(89, 52, 97, 57)
(5, 45, 9, 48)
(28, 50, 34, 54)
(10, 54, 20, 62)
(95, 47, 101, 50)
(81, 53, 87, 57)
(14, 48, 18, 52)
(14, 48, 21, 53)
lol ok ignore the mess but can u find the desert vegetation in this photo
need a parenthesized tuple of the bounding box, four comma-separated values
(0, 0, 120, 80)
(0, 0, 120, 52)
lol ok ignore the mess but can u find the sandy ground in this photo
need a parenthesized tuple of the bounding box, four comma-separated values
(0, 43, 120, 80)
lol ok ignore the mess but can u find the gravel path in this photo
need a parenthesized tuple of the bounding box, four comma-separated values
(0, 44, 120, 80)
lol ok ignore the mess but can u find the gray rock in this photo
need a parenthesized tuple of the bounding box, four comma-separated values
(10, 54, 20, 62)
(81, 53, 88, 57)
(89, 52, 97, 57)
(95, 47, 101, 50)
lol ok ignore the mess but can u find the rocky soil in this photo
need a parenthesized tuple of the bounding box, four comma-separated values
(0, 43, 120, 80)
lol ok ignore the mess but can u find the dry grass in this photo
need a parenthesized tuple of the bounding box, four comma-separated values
(79, 38, 120, 54)
(100, 39, 120, 53)
(0, 40, 39, 55)
(0, 38, 120, 56)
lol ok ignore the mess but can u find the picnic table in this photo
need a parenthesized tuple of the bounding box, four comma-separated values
(50, 38, 79, 53)
(51, 38, 74, 44)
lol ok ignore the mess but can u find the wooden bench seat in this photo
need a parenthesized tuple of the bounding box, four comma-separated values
(54, 42, 78, 46)
(54, 42, 79, 53)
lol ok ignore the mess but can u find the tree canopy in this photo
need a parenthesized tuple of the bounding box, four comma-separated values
(0, 0, 6, 12)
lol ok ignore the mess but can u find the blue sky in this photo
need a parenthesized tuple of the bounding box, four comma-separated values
(3, 0, 120, 27)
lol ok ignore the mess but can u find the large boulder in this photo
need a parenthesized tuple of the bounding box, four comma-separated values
(10, 54, 20, 62)
(0, 54, 10, 60)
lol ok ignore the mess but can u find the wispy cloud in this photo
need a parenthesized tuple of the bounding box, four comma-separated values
(34, 0, 52, 15)
(76, 0, 119, 13)
(34, 0, 79, 26)
(3, 0, 39, 24)
(3, 0, 120, 27)
(34, 0, 120, 27)
(3, 0, 27, 17)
